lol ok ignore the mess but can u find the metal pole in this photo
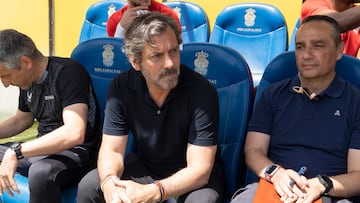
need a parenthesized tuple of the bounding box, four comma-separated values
(49, 0, 54, 56)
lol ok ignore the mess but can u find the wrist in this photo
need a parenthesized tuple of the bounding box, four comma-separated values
(100, 175, 117, 192)
(10, 142, 24, 160)
(264, 164, 282, 182)
(153, 181, 167, 202)
(316, 175, 333, 196)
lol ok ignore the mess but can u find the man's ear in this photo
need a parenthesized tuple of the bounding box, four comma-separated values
(336, 41, 345, 60)
(20, 56, 32, 70)
(128, 55, 141, 71)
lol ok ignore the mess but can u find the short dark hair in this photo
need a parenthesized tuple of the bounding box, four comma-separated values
(300, 15, 342, 46)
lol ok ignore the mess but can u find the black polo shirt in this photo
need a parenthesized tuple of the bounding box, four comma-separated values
(19, 57, 99, 148)
(103, 64, 220, 177)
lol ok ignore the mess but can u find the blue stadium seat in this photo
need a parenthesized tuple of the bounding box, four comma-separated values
(1, 173, 78, 203)
(209, 3, 288, 87)
(71, 37, 132, 122)
(79, 0, 126, 43)
(180, 42, 254, 202)
(71, 37, 136, 157)
(245, 51, 360, 184)
(288, 17, 300, 51)
(164, 1, 210, 43)
(1, 37, 133, 203)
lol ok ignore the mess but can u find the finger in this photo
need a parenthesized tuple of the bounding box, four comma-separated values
(133, 6, 149, 10)
(280, 181, 297, 200)
(8, 177, 19, 194)
(0, 176, 14, 197)
(287, 196, 299, 203)
(117, 190, 131, 203)
(3, 181, 14, 197)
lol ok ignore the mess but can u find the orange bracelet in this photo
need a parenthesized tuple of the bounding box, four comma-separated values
(154, 181, 166, 202)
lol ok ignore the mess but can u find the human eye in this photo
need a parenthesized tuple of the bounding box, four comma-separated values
(295, 43, 303, 50)
(149, 53, 163, 62)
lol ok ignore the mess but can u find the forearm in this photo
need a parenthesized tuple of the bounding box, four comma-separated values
(158, 165, 211, 199)
(21, 123, 85, 157)
(328, 171, 360, 198)
(97, 149, 125, 183)
(245, 147, 274, 178)
(0, 112, 33, 139)
(325, 7, 360, 32)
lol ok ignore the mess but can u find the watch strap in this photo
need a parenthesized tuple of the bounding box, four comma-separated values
(317, 175, 333, 195)
(10, 142, 24, 160)
(264, 164, 281, 182)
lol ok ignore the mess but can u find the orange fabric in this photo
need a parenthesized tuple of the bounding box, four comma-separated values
(253, 178, 322, 203)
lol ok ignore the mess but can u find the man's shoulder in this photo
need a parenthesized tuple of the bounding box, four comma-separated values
(111, 68, 139, 88)
(263, 77, 293, 93)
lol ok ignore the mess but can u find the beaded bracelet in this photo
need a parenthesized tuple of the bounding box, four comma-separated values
(154, 181, 166, 202)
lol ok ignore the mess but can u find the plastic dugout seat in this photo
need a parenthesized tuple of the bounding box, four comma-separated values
(79, 0, 126, 43)
(180, 42, 254, 202)
(209, 3, 288, 87)
(71, 37, 136, 155)
(288, 17, 301, 51)
(244, 51, 360, 185)
(164, 1, 210, 43)
(1, 38, 133, 203)
(1, 174, 79, 203)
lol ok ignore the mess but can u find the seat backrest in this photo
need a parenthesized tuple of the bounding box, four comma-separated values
(245, 51, 360, 184)
(180, 42, 254, 201)
(288, 17, 300, 51)
(209, 3, 288, 86)
(71, 37, 136, 155)
(79, 0, 126, 43)
(164, 1, 210, 43)
(71, 37, 131, 121)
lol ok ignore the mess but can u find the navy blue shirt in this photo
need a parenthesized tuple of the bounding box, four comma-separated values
(249, 75, 360, 178)
(103, 65, 220, 177)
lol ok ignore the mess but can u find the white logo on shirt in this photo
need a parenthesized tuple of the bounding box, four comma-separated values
(334, 110, 341, 117)
(44, 95, 55, 100)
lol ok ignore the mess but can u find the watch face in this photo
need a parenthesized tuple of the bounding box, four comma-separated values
(10, 143, 20, 150)
(266, 165, 278, 174)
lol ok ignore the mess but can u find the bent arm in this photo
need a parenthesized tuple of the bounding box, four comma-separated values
(326, 148, 360, 198)
(0, 110, 34, 139)
(159, 144, 217, 199)
(97, 134, 128, 183)
(244, 131, 273, 178)
(20, 103, 88, 157)
(314, 7, 360, 32)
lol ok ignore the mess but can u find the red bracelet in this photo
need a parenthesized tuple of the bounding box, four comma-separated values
(154, 181, 166, 202)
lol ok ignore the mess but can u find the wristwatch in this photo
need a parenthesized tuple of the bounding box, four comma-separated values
(317, 175, 333, 196)
(264, 164, 281, 182)
(10, 142, 24, 160)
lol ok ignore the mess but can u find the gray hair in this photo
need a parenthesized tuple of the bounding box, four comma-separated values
(0, 29, 43, 69)
(122, 12, 182, 63)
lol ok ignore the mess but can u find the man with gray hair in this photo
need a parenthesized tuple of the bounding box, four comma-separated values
(0, 29, 100, 203)
(77, 12, 225, 203)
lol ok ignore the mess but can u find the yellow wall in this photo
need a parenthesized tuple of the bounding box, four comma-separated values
(0, 0, 301, 57)
(0, 0, 49, 55)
